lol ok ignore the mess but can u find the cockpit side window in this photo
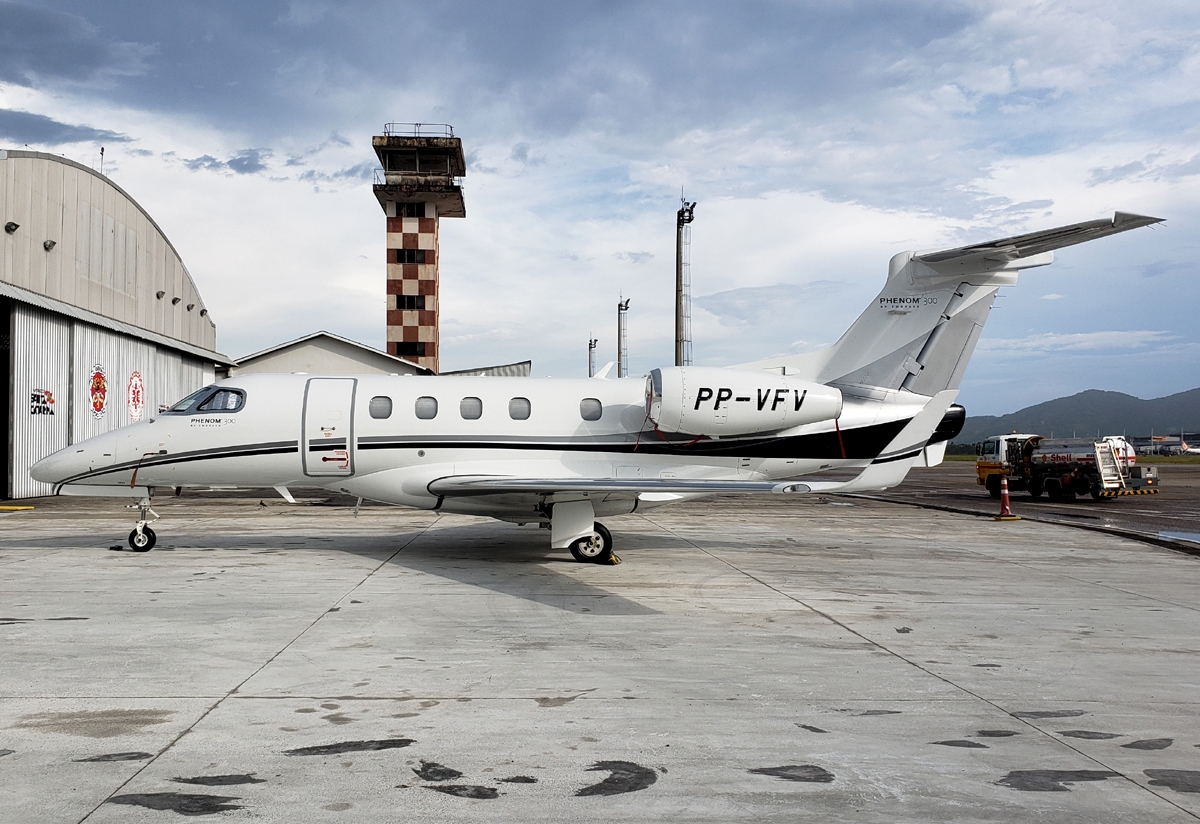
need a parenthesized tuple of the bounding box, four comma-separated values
(162, 386, 217, 415)
(197, 389, 246, 412)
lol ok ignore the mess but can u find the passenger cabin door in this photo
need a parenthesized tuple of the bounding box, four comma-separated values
(302, 378, 357, 477)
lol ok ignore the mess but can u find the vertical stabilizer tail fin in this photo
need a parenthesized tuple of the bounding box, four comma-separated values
(737, 212, 1162, 396)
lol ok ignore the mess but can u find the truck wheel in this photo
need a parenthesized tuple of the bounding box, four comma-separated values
(1046, 481, 1062, 501)
(985, 475, 1002, 499)
(1090, 485, 1103, 501)
(1028, 483, 1043, 498)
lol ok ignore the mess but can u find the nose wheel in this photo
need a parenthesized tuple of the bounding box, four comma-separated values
(128, 526, 156, 552)
(127, 497, 160, 552)
(569, 521, 614, 564)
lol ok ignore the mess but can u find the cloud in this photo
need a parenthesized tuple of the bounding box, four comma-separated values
(613, 251, 653, 264)
(0, 108, 129, 145)
(0, 2, 152, 86)
(1040, 293, 1065, 300)
(183, 149, 271, 175)
(978, 330, 1176, 353)
(296, 161, 375, 185)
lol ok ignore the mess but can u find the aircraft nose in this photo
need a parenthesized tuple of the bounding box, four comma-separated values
(31, 431, 121, 485)
(30, 450, 71, 484)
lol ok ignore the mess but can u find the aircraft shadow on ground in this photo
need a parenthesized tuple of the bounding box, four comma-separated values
(0, 518, 661, 616)
(380, 522, 662, 616)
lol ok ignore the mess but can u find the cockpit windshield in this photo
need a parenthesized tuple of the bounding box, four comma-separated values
(161, 386, 246, 415)
(164, 386, 216, 414)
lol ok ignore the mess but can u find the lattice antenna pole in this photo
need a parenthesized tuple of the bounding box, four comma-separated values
(617, 297, 630, 378)
(675, 196, 696, 366)
(588, 337, 598, 377)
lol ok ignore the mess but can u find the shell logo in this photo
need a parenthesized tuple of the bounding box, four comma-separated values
(89, 366, 107, 418)
(128, 371, 145, 422)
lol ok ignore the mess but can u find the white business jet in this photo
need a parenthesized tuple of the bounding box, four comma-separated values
(32, 212, 1161, 560)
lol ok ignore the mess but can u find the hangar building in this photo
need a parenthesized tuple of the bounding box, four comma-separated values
(0, 149, 228, 499)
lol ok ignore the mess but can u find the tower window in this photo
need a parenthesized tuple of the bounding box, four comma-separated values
(396, 295, 426, 311)
(395, 249, 427, 264)
(395, 202, 426, 217)
(394, 342, 426, 358)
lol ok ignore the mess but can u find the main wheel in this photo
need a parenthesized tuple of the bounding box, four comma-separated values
(569, 522, 613, 564)
(128, 526, 156, 552)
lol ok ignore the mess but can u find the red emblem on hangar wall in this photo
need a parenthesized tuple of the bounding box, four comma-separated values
(89, 366, 108, 418)
(128, 371, 145, 421)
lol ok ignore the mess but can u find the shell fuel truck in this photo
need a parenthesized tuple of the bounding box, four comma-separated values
(976, 434, 1159, 500)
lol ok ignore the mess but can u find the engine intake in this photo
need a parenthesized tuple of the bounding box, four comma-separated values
(646, 367, 842, 437)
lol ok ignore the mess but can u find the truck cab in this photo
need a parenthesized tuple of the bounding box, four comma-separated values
(976, 434, 1040, 497)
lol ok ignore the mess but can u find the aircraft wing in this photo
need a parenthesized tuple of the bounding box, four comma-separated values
(914, 211, 1163, 267)
(426, 475, 853, 497)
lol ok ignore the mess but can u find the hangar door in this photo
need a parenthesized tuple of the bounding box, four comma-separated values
(302, 378, 357, 477)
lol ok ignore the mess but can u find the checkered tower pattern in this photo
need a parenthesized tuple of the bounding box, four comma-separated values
(385, 202, 439, 371)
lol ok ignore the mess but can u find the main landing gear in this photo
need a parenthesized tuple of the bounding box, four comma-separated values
(127, 497, 159, 552)
(569, 522, 614, 564)
(551, 500, 618, 564)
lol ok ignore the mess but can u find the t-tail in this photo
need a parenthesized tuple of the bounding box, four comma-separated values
(740, 211, 1164, 484)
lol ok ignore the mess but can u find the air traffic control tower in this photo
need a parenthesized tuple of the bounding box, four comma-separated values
(372, 123, 466, 373)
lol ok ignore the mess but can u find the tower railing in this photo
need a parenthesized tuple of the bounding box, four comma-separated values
(382, 123, 455, 138)
(374, 168, 465, 190)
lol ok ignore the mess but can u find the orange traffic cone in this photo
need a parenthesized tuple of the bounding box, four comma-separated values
(995, 474, 1021, 521)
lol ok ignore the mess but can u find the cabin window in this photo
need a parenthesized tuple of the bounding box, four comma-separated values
(369, 396, 393, 419)
(197, 389, 245, 412)
(508, 397, 531, 420)
(982, 441, 997, 455)
(580, 398, 602, 421)
(415, 396, 438, 419)
(460, 397, 483, 420)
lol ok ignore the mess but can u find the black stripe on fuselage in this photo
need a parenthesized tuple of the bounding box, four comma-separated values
(54, 418, 913, 489)
(55, 441, 300, 486)
(357, 418, 911, 461)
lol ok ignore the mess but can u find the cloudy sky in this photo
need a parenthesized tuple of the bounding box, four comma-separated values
(1, 0, 1197, 414)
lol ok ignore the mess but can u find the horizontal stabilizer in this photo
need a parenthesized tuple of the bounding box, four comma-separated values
(427, 475, 855, 497)
(915, 211, 1163, 268)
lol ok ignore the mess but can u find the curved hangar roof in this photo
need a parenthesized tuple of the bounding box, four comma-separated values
(0, 149, 221, 359)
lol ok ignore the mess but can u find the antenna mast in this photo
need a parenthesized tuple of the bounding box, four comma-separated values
(675, 195, 696, 366)
(617, 297, 630, 378)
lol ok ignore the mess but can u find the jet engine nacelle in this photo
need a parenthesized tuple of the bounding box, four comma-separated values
(646, 367, 843, 437)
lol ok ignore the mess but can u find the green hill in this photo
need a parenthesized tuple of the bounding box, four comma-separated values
(952, 387, 1200, 445)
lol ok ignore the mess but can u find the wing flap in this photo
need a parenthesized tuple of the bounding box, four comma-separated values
(426, 475, 858, 497)
(915, 211, 1163, 266)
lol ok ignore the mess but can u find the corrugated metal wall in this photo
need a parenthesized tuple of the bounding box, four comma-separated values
(11, 304, 70, 498)
(9, 303, 215, 498)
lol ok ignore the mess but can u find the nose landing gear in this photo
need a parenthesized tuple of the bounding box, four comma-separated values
(127, 497, 159, 552)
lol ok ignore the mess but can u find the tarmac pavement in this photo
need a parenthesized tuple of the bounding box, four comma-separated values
(2, 490, 1200, 822)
